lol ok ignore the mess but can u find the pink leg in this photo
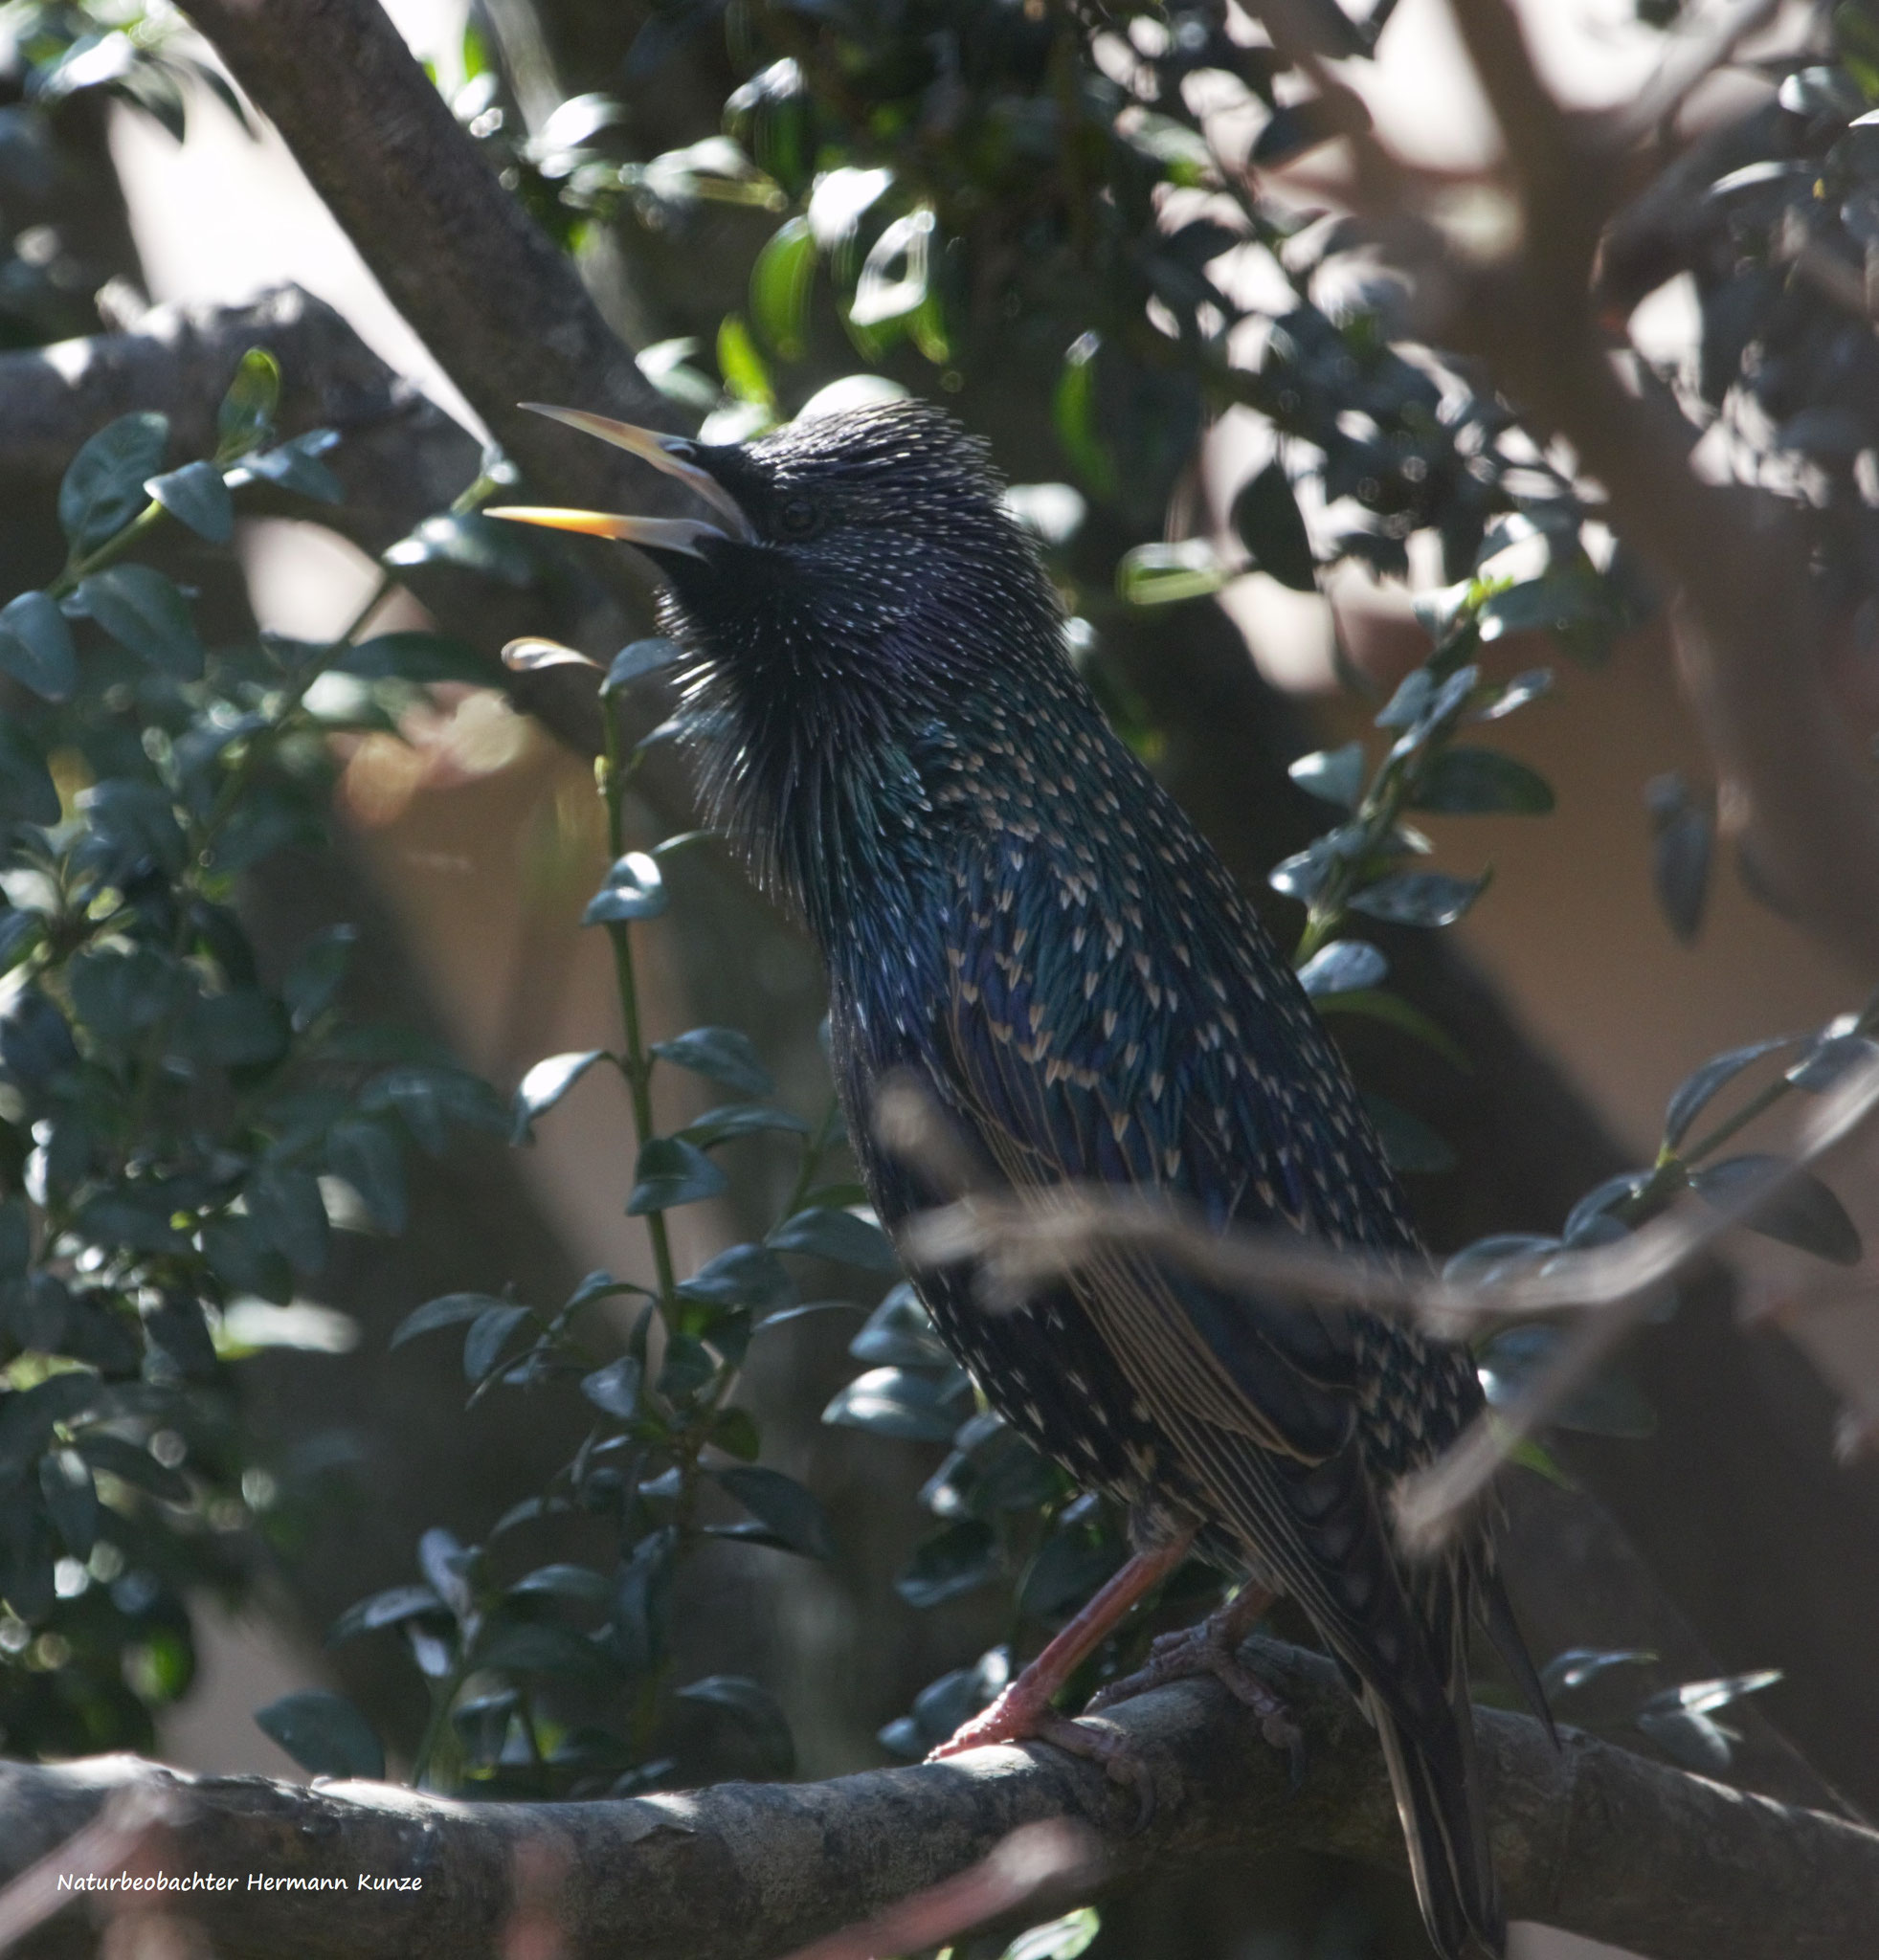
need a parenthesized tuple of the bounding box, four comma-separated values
(927, 1539, 1192, 1816)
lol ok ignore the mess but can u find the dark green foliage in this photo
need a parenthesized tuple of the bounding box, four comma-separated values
(0, 348, 528, 1760)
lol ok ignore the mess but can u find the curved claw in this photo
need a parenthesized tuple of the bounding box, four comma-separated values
(1085, 1615, 1304, 1790)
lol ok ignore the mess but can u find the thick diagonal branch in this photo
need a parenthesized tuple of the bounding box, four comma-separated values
(3, 1640, 1875, 1960)
(177, 0, 683, 517)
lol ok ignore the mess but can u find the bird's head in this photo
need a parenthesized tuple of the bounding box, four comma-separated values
(492, 400, 1077, 913)
(491, 397, 1062, 689)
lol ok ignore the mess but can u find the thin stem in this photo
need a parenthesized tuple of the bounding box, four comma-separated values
(46, 500, 168, 601)
(597, 696, 680, 1313)
(783, 1095, 841, 1218)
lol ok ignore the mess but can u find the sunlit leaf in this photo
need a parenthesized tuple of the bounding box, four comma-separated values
(512, 1049, 609, 1142)
(145, 460, 234, 543)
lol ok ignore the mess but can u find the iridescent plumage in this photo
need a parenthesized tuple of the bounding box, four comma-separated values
(501, 400, 1536, 1958)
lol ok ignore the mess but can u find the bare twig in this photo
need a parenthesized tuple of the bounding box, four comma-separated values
(1610, 0, 1784, 146)
(882, 1055, 1879, 1552)
(888, 1056, 1879, 1330)
(0, 1782, 180, 1951)
(774, 1822, 1099, 1960)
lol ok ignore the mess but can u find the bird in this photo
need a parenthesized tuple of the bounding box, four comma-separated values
(491, 398, 1543, 1959)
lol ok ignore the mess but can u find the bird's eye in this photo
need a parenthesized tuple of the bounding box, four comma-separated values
(777, 496, 820, 539)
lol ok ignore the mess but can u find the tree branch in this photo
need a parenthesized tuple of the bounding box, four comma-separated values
(176, 0, 686, 518)
(3, 1640, 1874, 1960)
(1437, 0, 1879, 979)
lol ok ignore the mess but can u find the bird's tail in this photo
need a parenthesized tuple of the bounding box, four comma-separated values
(1366, 1666, 1503, 1960)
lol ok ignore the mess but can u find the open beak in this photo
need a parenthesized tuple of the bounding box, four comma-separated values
(486, 404, 755, 561)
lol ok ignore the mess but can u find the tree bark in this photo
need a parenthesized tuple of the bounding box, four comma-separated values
(4, 1640, 1873, 1960)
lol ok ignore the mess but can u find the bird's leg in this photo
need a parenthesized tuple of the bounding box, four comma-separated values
(927, 1538, 1192, 1815)
(1084, 1581, 1303, 1774)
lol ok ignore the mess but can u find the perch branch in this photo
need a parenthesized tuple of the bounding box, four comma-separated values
(2, 1640, 1876, 1960)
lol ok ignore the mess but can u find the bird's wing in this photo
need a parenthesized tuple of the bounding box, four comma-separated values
(926, 853, 1462, 1690)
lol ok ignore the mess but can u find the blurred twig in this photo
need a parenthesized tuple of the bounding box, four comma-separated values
(880, 1053, 1879, 1553)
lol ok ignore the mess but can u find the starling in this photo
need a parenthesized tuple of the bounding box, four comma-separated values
(493, 400, 1542, 1959)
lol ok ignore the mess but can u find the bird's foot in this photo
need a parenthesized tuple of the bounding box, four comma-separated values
(1085, 1610, 1304, 1786)
(928, 1683, 1156, 1827)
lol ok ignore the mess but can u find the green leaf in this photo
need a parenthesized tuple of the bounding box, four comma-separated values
(678, 1244, 795, 1313)
(849, 1284, 949, 1367)
(1348, 869, 1489, 928)
(1315, 987, 1470, 1071)
(78, 565, 205, 679)
(1478, 1325, 1656, 1437)
(1788, 1030, 1879, 1092)
(474, 1620, 619, 1686)
(508, 1563, 610, 1604)
(59, 412, 168, 550)
(580, 1355, 642, 1419)
(40, 1450, 97, 1558)
(583, 852, 668, 925)
(751, 214, 816, 361)
(1412, 746, 1555, 815)
(626, 1137, 728, 1214)
(676, 1673, 794, 1774)
(1662, 1036, 1797, 1150)
(716, 315, 776, 411)
(651, 1026, 772, 1097)
(850, 208, 934, 329)
(179, 991, 290, 1068)
(0, 591, 77, 700)
(0, 720, 58, 825)
(1288, 743, 1364, 809)
(823, 1366, 958, 1441)
(1295, 940, 1387, 997)
(0, 1203, 28, 1280)
(284, 924, 358, 1031)
(1053, 331, 1116, 499)
(1232, 460, 1317, 591)
(897, 1519, 998, 1607)
(1540, 1647, 1657, 1697)
(1691, 1155, 1863, 1265)
(604, 637, 685, 693)
(713, 1464, 835, 1559)
(246, 1164, 329, 1272)
(255, 1691, 385, 1780)
(216, 346, 280, 457)
(243, 431, 344, 504)
(391, 1291, 513, 1348)
(71, 1432, 190, 1503)
(325, 1120, 407, 1233)
(769, 1206, 899, 1272)
(680, 1102, 811, 1147)
(145, 460, 235, 544)
(1472, 667, 1555, 723)
(512, 1049, 609, 1143)
(328, 1585, 445, 1643)
(464, 1303, 531, 1382)
(1361, 1092, 1456, 1175)
(384, 512, 540, 586)
(340, 632, 489, 685)
(1115, 539, 1226, 607)
(202, 1215, 293, 1305)
(999, 1909, 1102, 1960)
